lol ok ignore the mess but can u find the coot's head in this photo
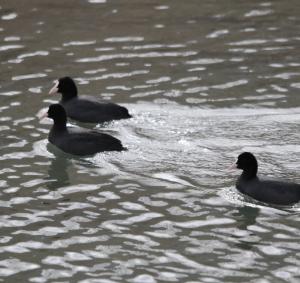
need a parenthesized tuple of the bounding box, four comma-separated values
(49, 77, 78, 100)
(235, 152, 258, 178)
(47, 104, 67, 126)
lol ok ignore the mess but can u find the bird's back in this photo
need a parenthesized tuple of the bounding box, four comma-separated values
(61, 96, 131, 123)
(237, 176, 300, 205)
(49, 126, 124, 155)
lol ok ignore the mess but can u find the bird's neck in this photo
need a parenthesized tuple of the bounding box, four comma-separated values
(241, 167, 257, 180)
(61, 92, 77, 102)
(52, 119, 67, 132)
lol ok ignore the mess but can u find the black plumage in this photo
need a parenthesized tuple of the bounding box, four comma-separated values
(47, 104, 125, 156)
(49, 77, 131, 123)
(234, 152, 300, 205)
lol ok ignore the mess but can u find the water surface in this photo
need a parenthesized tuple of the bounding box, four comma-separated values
(0, 0, 300, 282)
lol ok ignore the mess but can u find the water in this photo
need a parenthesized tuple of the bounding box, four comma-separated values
(0, 0, 300, 282)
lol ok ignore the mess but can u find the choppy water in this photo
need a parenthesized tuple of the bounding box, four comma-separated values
(0, 0, 300, 282)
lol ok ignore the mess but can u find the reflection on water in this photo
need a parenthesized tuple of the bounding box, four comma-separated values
(0, 0, 300, 282)
(46, 147, 71, 190)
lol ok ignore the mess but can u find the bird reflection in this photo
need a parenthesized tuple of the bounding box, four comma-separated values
(46, 143, 71, 190)
(233, 206, 260, 251)
(235, 206, 259, 230)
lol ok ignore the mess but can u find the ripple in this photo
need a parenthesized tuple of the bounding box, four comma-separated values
(1, 13, 17, 20)
(63, 41, 96, 46)
(245, 9, 273, 17)
(77, 51, 197, 63)
(122, 43, 186, 51)
(258, 245, 287, 256)
(4, 36, 21, 42)
(104, 37, 144, 43)
(207, 29, 229, 39)
(0, 91, 21, 96)
(123, 213, 163, 225)
(212, 79, 248, 89)
(155, 5, 169, 10)
(291, 82, 300, 89)
(18, 51, 49, 60)
(229, 39, 267, 46)
(186, 58, 224, 65)
(88, 0, 107, 3)
(146, 77, 171, 84)
(0, 259, 39, 276)
(81, 70, 149, 80)
(173, 218, 235, 228)
(12, 73, 47, 81)
(229, 48, 257, 54)
(0, 45, 23, 51)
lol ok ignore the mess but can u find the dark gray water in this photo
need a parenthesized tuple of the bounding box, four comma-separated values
(0, 0, 300, 282)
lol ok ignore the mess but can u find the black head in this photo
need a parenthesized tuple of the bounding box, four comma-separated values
(236, 152, 258, 178)
(47, 104, 67, 127)
(49, 77, 78, 100)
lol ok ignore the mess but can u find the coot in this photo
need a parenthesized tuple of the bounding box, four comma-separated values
(49, 77, 131, 123)
(233, 152, 300, 205)
(46, 104, 125, 156)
